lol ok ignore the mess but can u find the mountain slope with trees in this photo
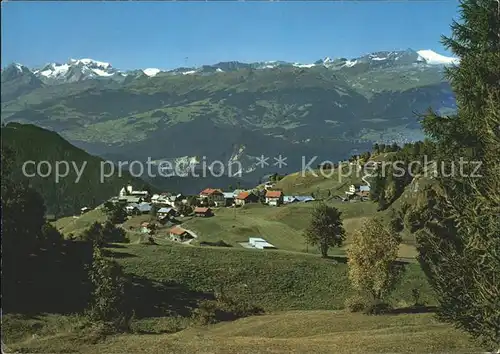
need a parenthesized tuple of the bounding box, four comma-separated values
(1, 122, 152, 217)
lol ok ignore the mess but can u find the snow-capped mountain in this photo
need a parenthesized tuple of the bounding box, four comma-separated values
(33, 58, 122, 83)
(416, 49, 460, 65)
(143, 68, 161, 77)
(5, 49, 459, 85)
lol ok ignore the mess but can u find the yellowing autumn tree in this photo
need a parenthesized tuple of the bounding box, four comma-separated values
(347, 217, 404, 311)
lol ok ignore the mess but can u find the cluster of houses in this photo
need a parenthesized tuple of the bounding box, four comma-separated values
(345, 184, 371, 201)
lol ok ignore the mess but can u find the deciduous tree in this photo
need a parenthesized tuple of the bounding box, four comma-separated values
(304, 202, 346, 257)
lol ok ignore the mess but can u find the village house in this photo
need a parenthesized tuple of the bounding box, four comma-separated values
(169, 226, 192, 242)
(119, 195, 143, 204)
(137, 202, 152, 214)
(232, 189, 246, 198)
(199, 188, 225, 207)
(157, 207, 175, 219)
(295, 196, 316, 203)
(235, 191, 259, 206)
(347, 184, 361, 195)
(265, 190, 283, 206)
(119, 185, 149, 198)
(194, 207, 213, 217)
(283, 196, 298, 204)
(264, 182, 275, 190)
(223, 192, 235, 206)
(125, 203, 140, 215)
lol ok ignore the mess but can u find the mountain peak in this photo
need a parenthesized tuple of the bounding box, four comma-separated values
(69, 58, 112, 69)
(143, 68, 161, 77)
(416, 50, 459, 65)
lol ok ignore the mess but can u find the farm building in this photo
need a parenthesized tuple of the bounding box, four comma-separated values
(248, 237, 276, 250)
(283, 196, 299, 204)
(157, 207, 175, 219)
(137, 202, 152, 214)
(125, 203, 140, 214)
(295, 196, 315, 203)
(223, 192, 235, 206)
(169, 226, 192, 242)
(265, 190, 283, 206)
(80, 207, 91, 214)
(199, 188, 225, 207)
(235, 191, 259, 206)
(194, 207, 212, 217)
(119, 195, 143, 204)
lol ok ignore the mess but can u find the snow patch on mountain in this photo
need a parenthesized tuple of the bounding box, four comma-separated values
(416, 50, 459, 65)
(38, 63, 70, 78)
(69, 58, 111, 69)
(344, 60, 357, 68)
(143, 68, 161, 77)
(91, 68, 114, 77)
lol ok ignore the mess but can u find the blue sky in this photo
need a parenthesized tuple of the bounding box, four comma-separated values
(2, 1, 460, 70)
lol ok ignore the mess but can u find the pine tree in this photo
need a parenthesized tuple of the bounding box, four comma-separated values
(417, 0, 500, 349)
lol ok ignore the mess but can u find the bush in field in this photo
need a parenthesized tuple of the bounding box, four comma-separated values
(347, 217, 404, 313)
(192, 292, 263, 325)
(87, 246, 131, 332)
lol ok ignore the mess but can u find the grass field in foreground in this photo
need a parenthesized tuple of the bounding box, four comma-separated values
(112, 243, 434, 315)
(5, 311, 480, 353)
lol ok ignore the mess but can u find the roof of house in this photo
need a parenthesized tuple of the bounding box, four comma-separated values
(360, 185, 371, 192)
(249, 237, 267, 243)
(200, 188, 223, 196)
(138, 203, 152, 212)
(170, 226, 188, 236)
(223, 192, 235, 199)
(236, 191, 252, 200)
(120, 196, 142, 203)
(151, 194, 160, 200)
(158, 207, 173, 213)
(249, 237, 275, 249)
(296, 196, 315, 202)
(266, 190, 283, 198)
(254, 241, 276, 249)
(194, 207, 210, 213)
(233, 189, 246, 196)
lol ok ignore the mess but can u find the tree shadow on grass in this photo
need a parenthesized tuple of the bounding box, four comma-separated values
(322, 255, 348, 264)
(101, 249, 137, 258)
(387, 305, 438, 315)
(3, 240, 93, 315)
(125, 275, 214, 319)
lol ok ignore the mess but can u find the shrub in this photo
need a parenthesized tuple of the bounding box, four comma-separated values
(87, 246, 131, 332)
(192, 293, 263, 325)
(345, 295, 367, 313)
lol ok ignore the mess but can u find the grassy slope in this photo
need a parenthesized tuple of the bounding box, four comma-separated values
(183, 202, 378, 255)
(4, 241, 450, 353)
(1, 122, 153, 216)
(6, 311, 480, 353)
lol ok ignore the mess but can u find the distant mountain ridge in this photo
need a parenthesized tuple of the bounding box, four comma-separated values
(1, 48, 457, 180)
(4, 49, 459, 84)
